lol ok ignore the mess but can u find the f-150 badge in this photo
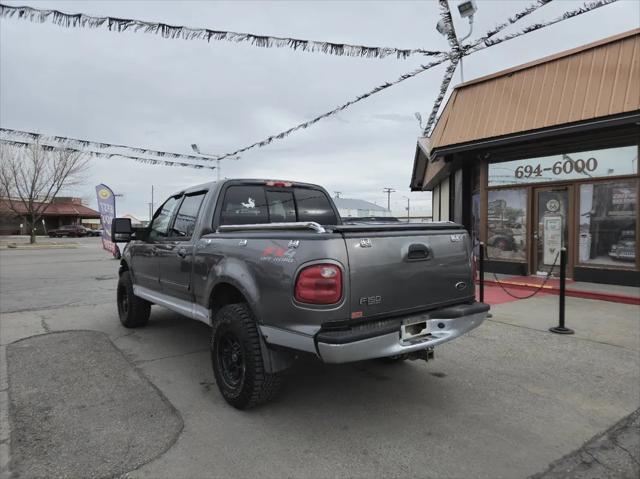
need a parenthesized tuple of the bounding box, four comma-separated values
(359, 295, 382, 306)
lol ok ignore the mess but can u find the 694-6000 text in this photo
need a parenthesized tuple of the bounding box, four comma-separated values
(515, 157, 598, 179)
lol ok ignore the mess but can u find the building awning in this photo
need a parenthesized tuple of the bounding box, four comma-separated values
(411, 28, 640, 191)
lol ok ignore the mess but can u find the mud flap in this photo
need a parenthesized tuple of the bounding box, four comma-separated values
(258, 331, 295, 374)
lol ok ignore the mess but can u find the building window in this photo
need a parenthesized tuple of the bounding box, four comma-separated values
(487, 188, 527, 262)
(488, 145, 638, 187)
(578, 179, 637, 268)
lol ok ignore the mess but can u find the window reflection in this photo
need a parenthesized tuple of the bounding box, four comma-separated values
(487, 188, 527, 262)
(579, 180, 637, 267)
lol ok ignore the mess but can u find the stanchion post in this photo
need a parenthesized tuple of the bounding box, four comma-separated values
(549, 247, 574, 335)
(479, 242, 485, 304)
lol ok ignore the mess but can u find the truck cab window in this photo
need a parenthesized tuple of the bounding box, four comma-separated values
(266, 190, 296, 223)
(149, 196, 180, 241)
(220, 186, 269, 225)
(172, 192, 206, 238)
(294, 188, 338, 225)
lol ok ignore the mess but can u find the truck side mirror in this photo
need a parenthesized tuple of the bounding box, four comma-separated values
(112, 218, 133, 243)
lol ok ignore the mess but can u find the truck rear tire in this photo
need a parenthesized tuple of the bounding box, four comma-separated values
(117, 271, 151, 328)
(210, 303, 283, 409)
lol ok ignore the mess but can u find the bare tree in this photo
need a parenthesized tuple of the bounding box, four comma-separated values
(0, 142, 90, 243)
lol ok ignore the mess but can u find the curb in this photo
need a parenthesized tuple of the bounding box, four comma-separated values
(0, 344, 11, 479)
(0, 244, 79, 250)
(483, 279, 640, 305)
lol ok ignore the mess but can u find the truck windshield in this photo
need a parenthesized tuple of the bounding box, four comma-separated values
(220, 185, 337, 225)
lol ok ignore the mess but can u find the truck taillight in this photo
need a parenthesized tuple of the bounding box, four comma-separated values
(295, 264, 342, 305)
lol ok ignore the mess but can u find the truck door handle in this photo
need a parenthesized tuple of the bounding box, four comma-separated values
(407, 244, 431, 261)
(176, 248, 187, 258)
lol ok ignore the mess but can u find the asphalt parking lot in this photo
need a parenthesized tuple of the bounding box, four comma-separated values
(1, 237, 639, 479)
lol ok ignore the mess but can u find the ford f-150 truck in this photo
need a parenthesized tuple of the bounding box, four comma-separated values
(112, 179, 489, 409)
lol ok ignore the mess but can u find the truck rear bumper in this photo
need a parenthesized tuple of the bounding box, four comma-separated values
(316, 302, 489, 364)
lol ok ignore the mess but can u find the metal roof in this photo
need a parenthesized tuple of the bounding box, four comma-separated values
(429, 29, 639, 151)
(333, 198, 388, 212)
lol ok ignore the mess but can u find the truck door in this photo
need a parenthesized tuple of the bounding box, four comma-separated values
(156, 191, 208, 301)
(131, 195, 181, 292)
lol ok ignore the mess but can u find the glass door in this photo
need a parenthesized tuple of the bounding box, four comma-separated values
(534, 186, 572, 276)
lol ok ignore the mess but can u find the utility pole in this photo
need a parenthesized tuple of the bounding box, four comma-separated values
(382, 187, 395, 213)
(149, 185, 154, 221)
(403, 196, 410, 221)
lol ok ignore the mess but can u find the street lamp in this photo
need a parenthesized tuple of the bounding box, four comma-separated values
(191, 143, 240, 181)
(436, 0, 478, 83)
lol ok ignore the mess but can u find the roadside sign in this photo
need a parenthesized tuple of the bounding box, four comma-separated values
(95, 184, 120, 257)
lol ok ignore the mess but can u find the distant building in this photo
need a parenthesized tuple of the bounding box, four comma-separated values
(333, 198, 392, 219)
(0, 197, 101, 235)
(121, 213, 148, 227)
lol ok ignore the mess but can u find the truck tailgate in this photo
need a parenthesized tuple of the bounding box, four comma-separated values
(336, 224, 474, 318)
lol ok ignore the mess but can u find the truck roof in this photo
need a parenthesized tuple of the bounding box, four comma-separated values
(173, 178, 325, 196)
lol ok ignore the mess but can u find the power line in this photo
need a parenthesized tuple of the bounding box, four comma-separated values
(0, 3, 443, 60)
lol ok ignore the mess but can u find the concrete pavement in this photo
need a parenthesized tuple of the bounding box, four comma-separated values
(1, 238, 639, 478)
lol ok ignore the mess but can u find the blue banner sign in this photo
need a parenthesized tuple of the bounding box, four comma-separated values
(95, 184, 120, 257)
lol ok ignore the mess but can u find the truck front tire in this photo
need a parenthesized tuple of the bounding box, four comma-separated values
(117, 271, 151, 328)
(210, 303, 283, 409)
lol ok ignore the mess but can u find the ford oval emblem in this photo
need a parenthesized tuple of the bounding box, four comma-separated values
(455, 281, 467, 291)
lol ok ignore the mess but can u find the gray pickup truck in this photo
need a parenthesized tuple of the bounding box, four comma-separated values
(112, 179, 488, 409)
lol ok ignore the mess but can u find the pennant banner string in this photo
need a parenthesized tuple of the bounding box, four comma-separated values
(215, 0, 614, 160)
(469, 0, 618, 52)
(0, 3, 443, 60)
(0, 127, 219, 162)
(0, 138, 217, 170)
(420, 1, 462, 136)
(423, 0, 555, 136)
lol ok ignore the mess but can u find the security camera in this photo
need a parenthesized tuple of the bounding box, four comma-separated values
(458, 0, 477, 19)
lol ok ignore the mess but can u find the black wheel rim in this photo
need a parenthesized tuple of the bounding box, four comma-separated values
(118, 286, 129, 316)
(217, 331, 245, 389)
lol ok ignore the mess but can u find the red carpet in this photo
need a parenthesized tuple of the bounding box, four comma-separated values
(476, 285, 550, 305)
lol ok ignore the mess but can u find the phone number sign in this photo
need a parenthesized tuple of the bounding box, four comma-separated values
(488, 145, 637, 187)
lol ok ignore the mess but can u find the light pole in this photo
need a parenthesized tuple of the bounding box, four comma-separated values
(382, 188, 395, 213)
(403, 196, 411, 222)
(191, 144, 240, 181)
(436, 0, 478, 83)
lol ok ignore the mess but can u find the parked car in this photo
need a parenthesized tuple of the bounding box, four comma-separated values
(112, 179, 488, 409)
(47, 224, 89, 237)
(86, 228, 102, 237)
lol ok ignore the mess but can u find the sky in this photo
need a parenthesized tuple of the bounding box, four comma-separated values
(1, 0, 638, 219)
